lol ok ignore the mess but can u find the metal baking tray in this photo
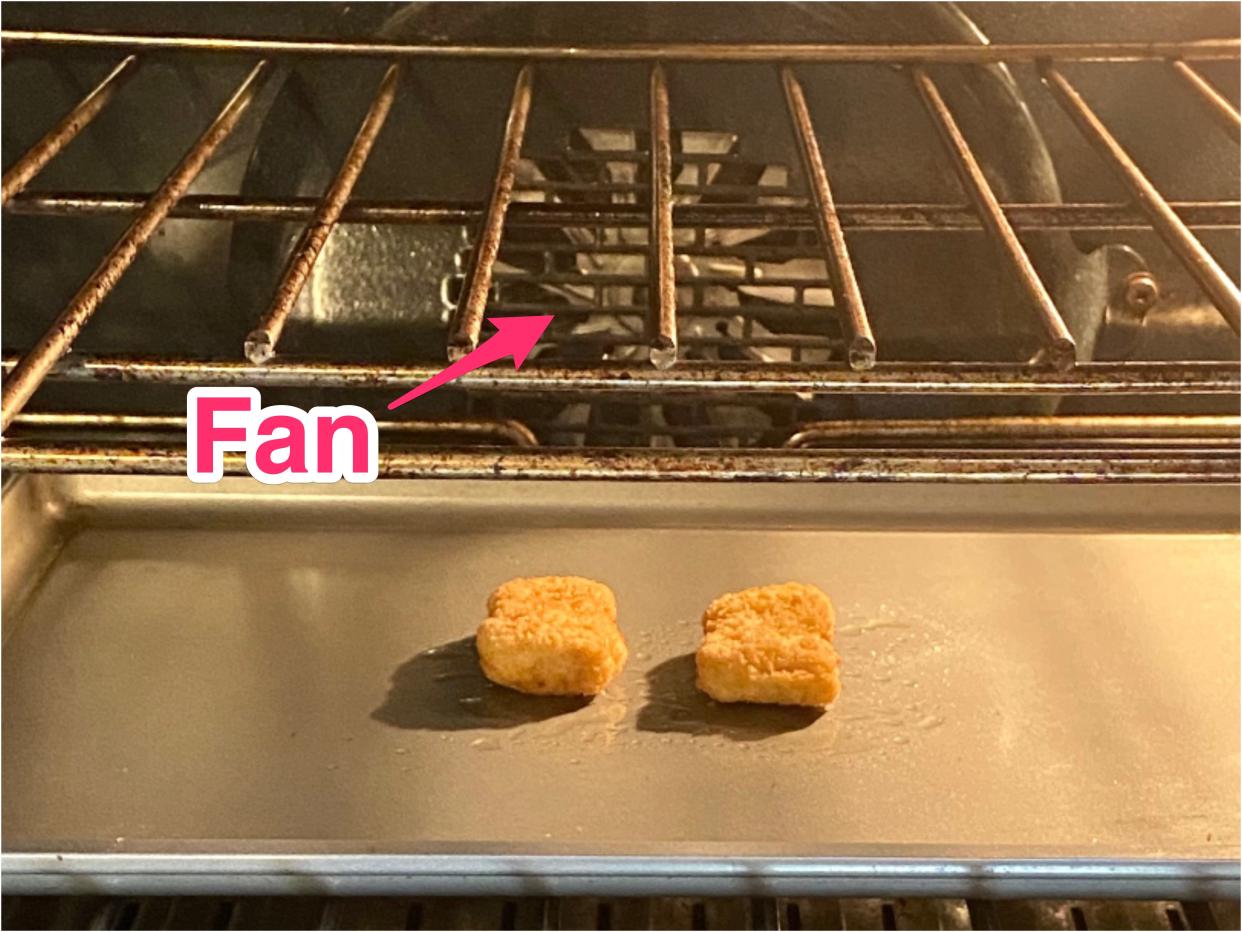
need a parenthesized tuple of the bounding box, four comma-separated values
(2, 475, 1238, 898)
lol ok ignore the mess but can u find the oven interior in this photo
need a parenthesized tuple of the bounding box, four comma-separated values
(1, 2, 1239, 926)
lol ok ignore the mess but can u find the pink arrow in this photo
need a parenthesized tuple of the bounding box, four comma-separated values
(387, 315, 554, 410)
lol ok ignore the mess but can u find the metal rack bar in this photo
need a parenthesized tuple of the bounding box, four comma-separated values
(1041, 63, 1241, 335)
(5, 354, 1235, 396)
(2, 30, 1236, 63)
(647, 64, 678, 370)
(782, 67, 875, 370)
(244, 63, 401, 364)
(0, 54, 139, 205)
(1169, 59, 1241, 142)
(784, 415, 1240, 448)
(0, 61, 270, 434)
(913, 66, 1077, 370)
(7, 192, 1238, 232)
(3, 442, 1235, 483)
(10, 412, 538, 446)
(38, 410, 1226, 451)
(447, 64, 534, 360)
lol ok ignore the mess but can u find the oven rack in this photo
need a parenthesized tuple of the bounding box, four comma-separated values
(1, 29, 1239, 480)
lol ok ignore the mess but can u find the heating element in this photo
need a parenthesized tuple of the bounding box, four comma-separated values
(1, 23, 1239, 481)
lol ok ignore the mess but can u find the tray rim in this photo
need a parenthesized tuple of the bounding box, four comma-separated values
(3, 850, 1238, 898)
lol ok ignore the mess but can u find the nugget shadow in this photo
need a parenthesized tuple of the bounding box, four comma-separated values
(636, 652, 823, 742)
(372, 637, 592, 731)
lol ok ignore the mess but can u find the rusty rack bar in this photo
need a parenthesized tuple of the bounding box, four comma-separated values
(5, 354, 1236, 396)
(447, 64, 534, 361)
(2, 442, 1236, 483)
(7, 193, 1238, 231)
(1169, 60, 1241, 142)
(2, 30, 1237, 62)
(1041, 63, 1241, 335)
(913, 66, 1077, 370)
(0, 60, 271, 433)
(245, 62, 401, 364)
(0, 54, 139, 205)
(2, 29, 1238, 470)
(784, 415, 1240, 448)
(647, 64, 678, 370)
(47, 409, 1231, 452)
(782, 67, 876, 370)
(9, 412, 538, 447)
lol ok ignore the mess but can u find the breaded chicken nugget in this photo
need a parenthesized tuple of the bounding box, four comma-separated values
(696, 582, 840, 707)
(477, 576, 627, 696)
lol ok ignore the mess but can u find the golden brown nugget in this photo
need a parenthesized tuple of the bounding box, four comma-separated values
(696, 582, 840, 707)
(477, 576, 627, 696)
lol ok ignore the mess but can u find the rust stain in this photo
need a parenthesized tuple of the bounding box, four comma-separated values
(1, 60, 271, 432)
(448, 64, 535, 359)
(247, 64, 402, 360)
(6, 446, 1221, 483)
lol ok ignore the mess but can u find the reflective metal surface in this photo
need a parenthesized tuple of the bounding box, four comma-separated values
(3, 476, 1237, 895)
(3, 29, 1236, 62)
